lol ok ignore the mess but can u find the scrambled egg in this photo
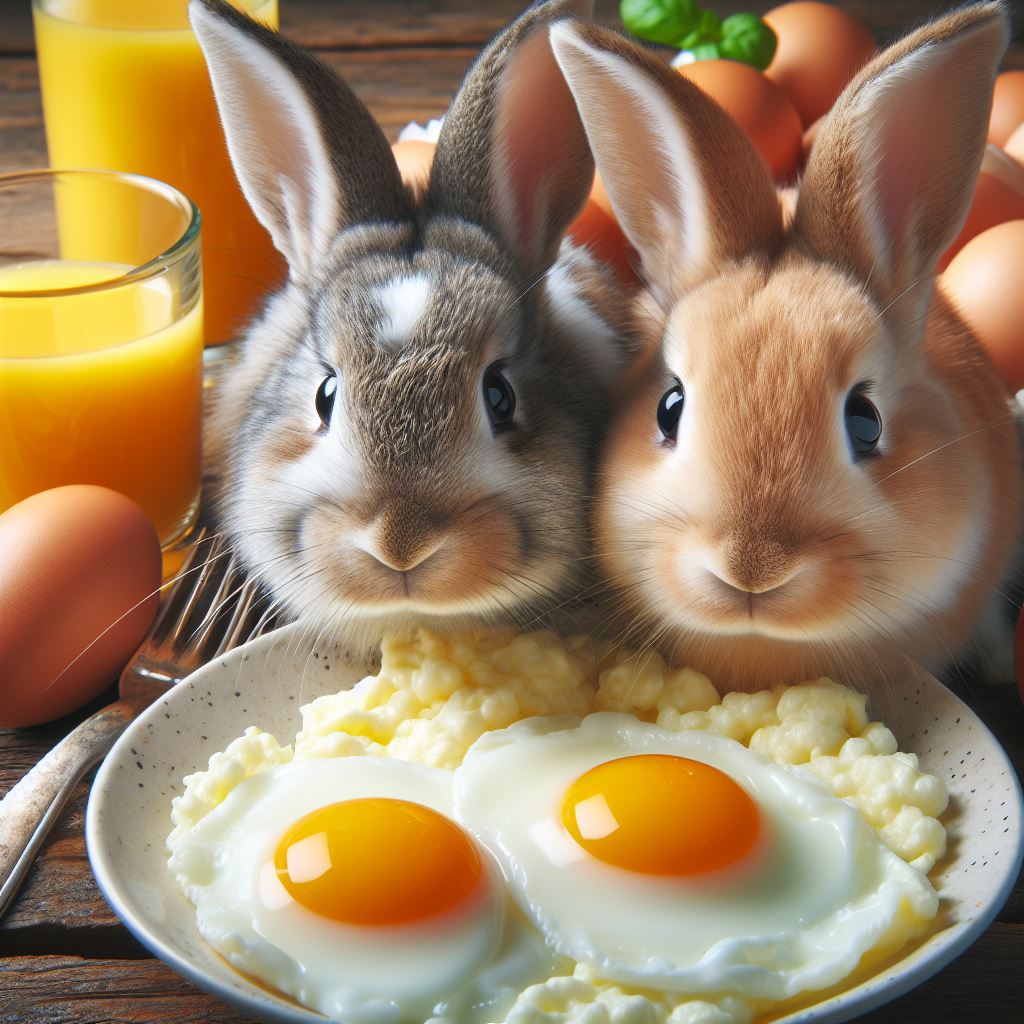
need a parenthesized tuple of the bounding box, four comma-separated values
(169, 628, 948, 1024)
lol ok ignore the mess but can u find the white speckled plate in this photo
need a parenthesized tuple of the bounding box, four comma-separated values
(86, 622, 1023, 1024)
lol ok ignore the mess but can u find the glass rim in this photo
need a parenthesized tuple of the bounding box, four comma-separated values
(0, 168, 201, 300)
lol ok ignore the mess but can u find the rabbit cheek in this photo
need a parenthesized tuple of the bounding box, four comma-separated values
(414, 502, 526, 607)
(595, 387, 687, 601)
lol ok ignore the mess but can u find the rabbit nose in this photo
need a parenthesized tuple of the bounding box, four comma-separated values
(352, 522, 445, 573)
(704, 542, 802, 595)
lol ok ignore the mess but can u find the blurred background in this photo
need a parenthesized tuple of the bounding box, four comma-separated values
(0, 1, 1020, 168)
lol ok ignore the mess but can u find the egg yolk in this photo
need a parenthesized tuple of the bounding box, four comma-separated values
(271, 798, 482, 925)
(561, 754, 761, 876)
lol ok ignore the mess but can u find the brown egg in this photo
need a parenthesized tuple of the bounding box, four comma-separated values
(937, 144, 1024, 271)
(589, 171, 614, 221)
(677, 60, 803, 182)
(0, 485, 161, 727)
(989, 70, 1024, 148)
(567, 197, 641, 289)
(391, 140, 435, 198)
(940, 220, 1024, 392)
(1005, 121, 1024, 167)
(763, 2, 876, 127)
(801, 114, 824, 166)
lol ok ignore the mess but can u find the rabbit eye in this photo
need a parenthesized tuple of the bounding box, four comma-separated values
(845, 390, 882, 457)
(657, 384, 685, 442)
(483, 364, 516, 429)
(316, 373, 337, 429)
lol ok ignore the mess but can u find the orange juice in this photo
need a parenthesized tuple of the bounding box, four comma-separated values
(0, 261, 203, 543)
(33, 0, 285, 347)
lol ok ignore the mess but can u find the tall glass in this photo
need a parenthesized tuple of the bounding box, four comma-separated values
(0, 170, 203, 548)
(32, 0, 285, 349)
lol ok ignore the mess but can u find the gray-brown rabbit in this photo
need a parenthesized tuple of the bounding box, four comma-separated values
(190, 0, 632, 645)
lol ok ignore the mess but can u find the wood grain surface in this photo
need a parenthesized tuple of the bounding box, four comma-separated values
(1, 1, 1023, 1022)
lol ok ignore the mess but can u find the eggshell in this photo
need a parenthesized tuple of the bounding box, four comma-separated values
(937, 144, 1024, 271)
(0, 485, 161, 728)
(391, 139, 435, 198)
(940, 220, 1024, 392)
(801, 114, 823, 166)
(567, 198, 640, 288)
(989, 70, 1024, 148)
(677, 60, 803, 182)
(764, 2, 876, 127)
(1005, 121, 1024, 167)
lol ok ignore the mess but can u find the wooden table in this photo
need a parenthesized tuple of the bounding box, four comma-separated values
(1, 1, 1022, 1021)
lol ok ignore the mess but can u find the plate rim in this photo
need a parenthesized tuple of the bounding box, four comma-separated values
(87, 625, 328, 1023)
(85, 622, 1024, 1024)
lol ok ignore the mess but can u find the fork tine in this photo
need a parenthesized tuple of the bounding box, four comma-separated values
(165, 535, 231, 647)
(188, 556, 238, 652)
(148, 526, 209, 644)
(143, 529, 281, 668)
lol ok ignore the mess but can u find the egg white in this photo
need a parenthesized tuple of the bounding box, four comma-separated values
(169, 756, 562, 1023)
(453, 713, 939, 1002)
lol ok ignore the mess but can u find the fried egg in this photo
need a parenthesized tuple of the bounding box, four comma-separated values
(169, 756, 562, 1022)
(453, 713, 938, 1002)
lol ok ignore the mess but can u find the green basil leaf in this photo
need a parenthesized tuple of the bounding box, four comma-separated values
(689, 41, 722, 61)
(691, 10, 722, 39)
(676, 10, 721, 50)
(620, 0, 700, 46)
(719, 13, 778, 70)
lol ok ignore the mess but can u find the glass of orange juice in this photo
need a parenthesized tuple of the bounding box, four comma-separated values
(0, 169, 203, 549)
(32, 0, 285, 350)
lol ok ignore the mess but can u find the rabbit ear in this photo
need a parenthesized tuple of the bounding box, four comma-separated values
(794, 2, 1008, 318)
(425, 0, 596, 283)
(189, 0, 411, 284)
(549, 21, 783, 308)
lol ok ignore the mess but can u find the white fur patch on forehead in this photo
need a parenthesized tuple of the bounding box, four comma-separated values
(373, 274, 433, 348)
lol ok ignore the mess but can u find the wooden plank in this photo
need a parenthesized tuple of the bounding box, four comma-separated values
(3, 1, 1021, 57)
(0, 684, 118, 786)
(0, 0, 612, 55)
(316, 46, 476, 135)
(2, 921, 1024, 1024)
(0, 956, 252, 1023)
(281, 0, 537, 50)
(2, 7, 1022, 180)
(1, 1, 42, 55)
(0, 0, 529, 55)
(0, 783, 131, 955)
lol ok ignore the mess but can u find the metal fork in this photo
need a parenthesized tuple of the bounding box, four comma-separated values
(0, 529, 275, 920)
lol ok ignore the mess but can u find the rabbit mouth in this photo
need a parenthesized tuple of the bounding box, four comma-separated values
(264, 526, 573, 625)
(653, 550, 859, 642)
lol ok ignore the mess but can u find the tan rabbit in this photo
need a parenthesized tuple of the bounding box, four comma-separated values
(189, 0, 632, 645)
(551, 2, 1022, 689)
